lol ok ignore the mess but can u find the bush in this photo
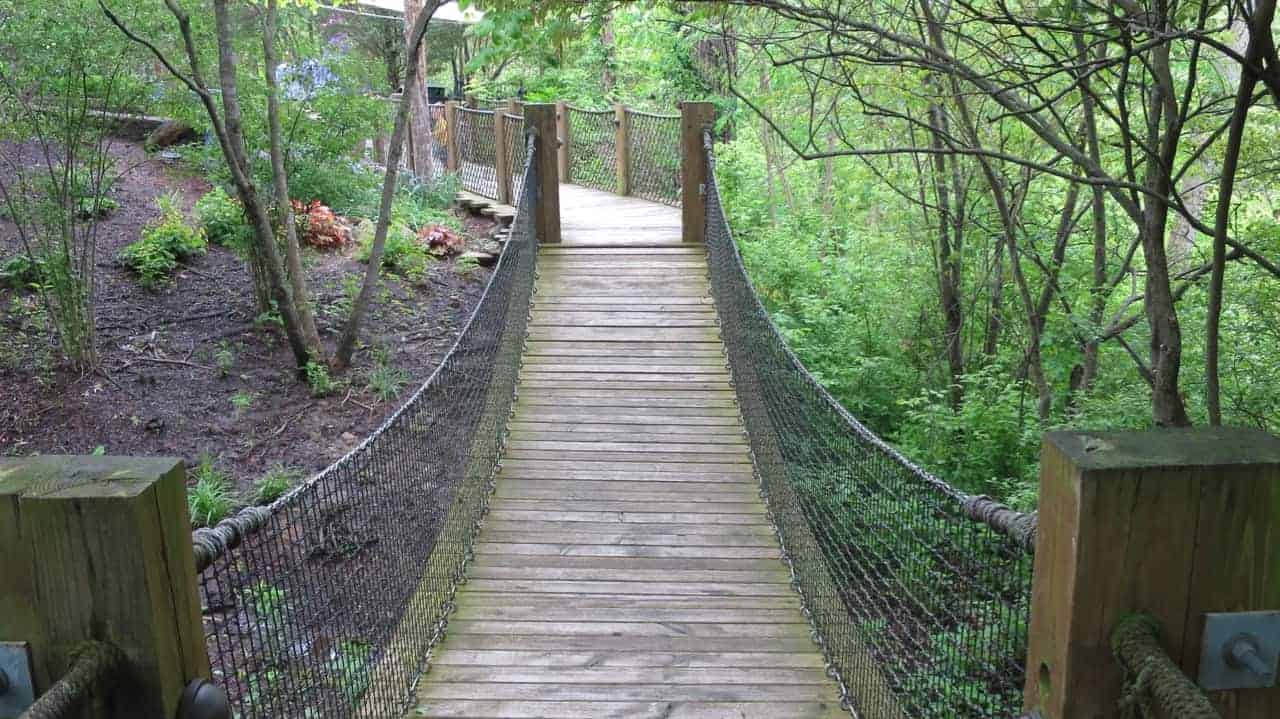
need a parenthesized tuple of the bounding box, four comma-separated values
(120, 193, 207, 289)
(305, 360, 337, 397)
(0, 254, 47, 289)
(196, 186, 253, 252)
(356, 221, 430, 276)
(253, 465, 299, 505)
(398, 171, 460, 212)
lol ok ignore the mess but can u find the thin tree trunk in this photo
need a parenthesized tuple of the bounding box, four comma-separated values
(335, 4, 438, 369)
(263, 0, 322, 357)
(1207, 0, 1273, 424)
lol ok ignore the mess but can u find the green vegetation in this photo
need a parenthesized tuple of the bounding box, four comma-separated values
(119, 194, 207, 289)
(188, 456, 237, 528)
(364, 350, 409, 402)
(304, 360, 337, 397)
(253, 465, 299, 505)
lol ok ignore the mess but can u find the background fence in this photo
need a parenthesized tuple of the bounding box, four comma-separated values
(565, 105, 618, 194)
(626, 108, 682, 205)
(455, 107, 499, 200)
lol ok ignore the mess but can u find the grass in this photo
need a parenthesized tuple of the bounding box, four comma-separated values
(365, 360, 410, 402)
(188, 455, 237, 527)
(253, 465, 299, 505)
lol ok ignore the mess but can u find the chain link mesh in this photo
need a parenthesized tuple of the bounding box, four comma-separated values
(702, 132, 1033, 719)
(627, 109, 682, 206)
(197, 137, 539, 718)
(455, 107, 498, 199)
(566, 105, 617, 193)
(503, 113, 527, 205)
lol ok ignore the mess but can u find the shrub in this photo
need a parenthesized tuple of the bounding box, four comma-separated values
(365, 359, 409, 402)
(120, 193, 207, 289)
(421, 224, 463, 256)
(357, 222, 430, 276)
(391, 195, 460, 233)
(188, 456, 237, 527)
(196, 186, 253, 252)
(398, 170, 460, 211)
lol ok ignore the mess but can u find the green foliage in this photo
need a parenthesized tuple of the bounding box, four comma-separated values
(188, 456, 236, 528)
(357, 222, 431, 276)
(305, 360, 337, 397)
(214, 341, 235, 378)
(120, 194, 207, 289)
(0, 255, 47, 290)
(364, 351, 409, 402)
(245, 581, 285, 619)
(454, 254, 480, 277)
(230, 390, 256, 413)
(195, 186, 253, 253)
(253, 465, 298, 505)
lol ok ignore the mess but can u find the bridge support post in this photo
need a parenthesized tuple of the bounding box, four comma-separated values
(1025, 428, 1280, 719)
(493, 103, 511, 205)
(0, 456, 212, 717)
(556, 101, 571, 183)
(614, 103, 631, 197)
(444, 100, 458, 172)
(525, 103, 561, 243)
(681, 101, 716, 244)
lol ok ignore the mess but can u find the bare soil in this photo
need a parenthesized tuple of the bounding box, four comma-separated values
(0, 139, 495, 504)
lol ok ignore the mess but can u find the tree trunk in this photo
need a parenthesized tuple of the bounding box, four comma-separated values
(262, 0, 322, 357)
(403, 0, 435, 176)
(1207, 0, 1273, 425)
(211, 0, 311, 368)
(334, 5, 437, 369)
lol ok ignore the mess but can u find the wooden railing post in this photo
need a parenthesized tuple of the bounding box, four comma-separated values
(614, 103, 630, 196)
(556, 100, 571, 183)
(493, 103, 511, 204)
(680, 101, 716, 244)
(1025, 428, 1280, 718)
(444, 100, 458, 172)
(524, 103, 561, 244)
(0, 456, 213, 716)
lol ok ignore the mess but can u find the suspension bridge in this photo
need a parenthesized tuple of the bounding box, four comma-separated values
(2, 100, 1276, 719)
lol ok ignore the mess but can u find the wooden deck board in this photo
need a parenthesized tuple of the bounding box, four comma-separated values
(411, 239, 839, 717)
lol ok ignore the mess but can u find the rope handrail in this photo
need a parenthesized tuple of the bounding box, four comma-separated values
(702, 128, 1034, 718)
(625, 107, 680, 120)
(194, 135, 540, 717)
(456, 106, 495, 116)
(564, 103, 614, 114)
(1113, 615, 1221, 719)
(20, 642, 124, 719)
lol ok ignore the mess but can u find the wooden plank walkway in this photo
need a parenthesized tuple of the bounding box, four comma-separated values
(560, 184, 682, 246)
(411, 192, 842, 718)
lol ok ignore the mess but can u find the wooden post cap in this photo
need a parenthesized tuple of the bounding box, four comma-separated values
(0, 456, 209, 718)
(1026, 428, 1280, 719)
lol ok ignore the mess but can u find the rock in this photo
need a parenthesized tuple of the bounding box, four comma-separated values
(459, 250, 498, 268)
(340, 432, 357, 443)
(145, 120, 197, 150)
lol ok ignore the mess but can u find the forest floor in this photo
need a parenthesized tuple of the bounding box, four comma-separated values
(0, 138, 496, 505)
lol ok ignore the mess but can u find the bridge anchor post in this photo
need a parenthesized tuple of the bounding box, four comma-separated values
(1025, 428, 1280, 718)
(524, 103, 561, 243)
(0, 456, 212, 717)
(680, 101, 715, 244)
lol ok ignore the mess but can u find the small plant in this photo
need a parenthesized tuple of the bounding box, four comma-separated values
(358, 223, 429, 276)
(421, 224, 463, 257)
(230, 390, 256, 412)
(245, 581, 286, 619)
(75, 193, 118, 219)
(454, 254, 480, 277)
(305, 360, 336, 397)
(195, 186, 253, 252)
(187, 455, 236, 528)
(253, 465, 298, 505)
(0, 254, 46, 289)
(120, 193, 207, 289)
(291, 199, 350, 250)
(214, 341, 235, 378)
(364, 356, 409, 402)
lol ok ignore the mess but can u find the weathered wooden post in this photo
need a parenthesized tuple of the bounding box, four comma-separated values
(614, 103, 631, 196)
(492, 103, 511, 205)
(524, 103, 561, 244)
(0, 456, 213, 717)
(556, 100, 571, 183)
(680, 101, 716, 244)
(1025, 428, 1280, 718)
(444, 100, 459, 172)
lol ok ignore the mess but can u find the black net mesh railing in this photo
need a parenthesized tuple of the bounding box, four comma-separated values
(422, 102, 446, 176)
(456, 107, 498, 199)
(702, 132, 1034, 719)
(193, 136, 539, 719)
(626, 109, 682, 206)
(503, 112, 528, 205)
(566, 105, 617, 193)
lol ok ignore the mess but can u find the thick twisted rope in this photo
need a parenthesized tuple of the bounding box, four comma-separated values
(192, 505, 271, 573)
(21, 641, 124, 719)
(1112, 614, 1220, 719)
(960, 495, 1038, 553)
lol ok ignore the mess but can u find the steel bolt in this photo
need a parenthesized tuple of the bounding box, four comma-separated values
(1226, 634, 1272, 678)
